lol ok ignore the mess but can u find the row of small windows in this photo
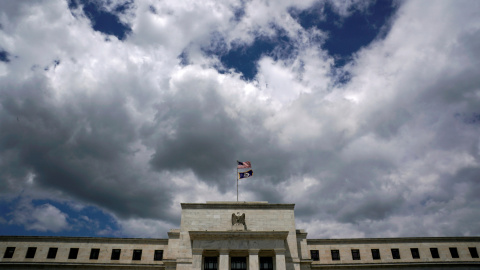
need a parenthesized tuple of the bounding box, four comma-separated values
(310, 247, 479, 261)
(3, 247, 163, 261)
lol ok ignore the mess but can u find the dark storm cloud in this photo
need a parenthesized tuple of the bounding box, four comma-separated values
(0, 73, 176, 222)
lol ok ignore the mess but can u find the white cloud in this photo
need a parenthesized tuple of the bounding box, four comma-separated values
(10, 201, 69, 232)
(0, 0, 479, 239)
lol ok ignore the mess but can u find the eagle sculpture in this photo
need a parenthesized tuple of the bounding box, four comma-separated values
(231, 213, 246, 225)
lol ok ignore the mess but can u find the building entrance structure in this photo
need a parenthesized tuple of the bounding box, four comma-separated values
(1, 201, 480, 269)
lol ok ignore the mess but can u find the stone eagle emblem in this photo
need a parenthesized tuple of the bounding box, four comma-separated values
(231, 213, 246, 225)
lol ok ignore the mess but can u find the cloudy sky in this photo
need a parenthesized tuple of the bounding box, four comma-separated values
(1, 0, 480, 239)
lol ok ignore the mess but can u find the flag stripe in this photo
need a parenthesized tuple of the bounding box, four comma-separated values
(237, 161, 251, 169)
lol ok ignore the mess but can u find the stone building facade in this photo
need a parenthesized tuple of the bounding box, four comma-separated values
(1, 201, 479, 269)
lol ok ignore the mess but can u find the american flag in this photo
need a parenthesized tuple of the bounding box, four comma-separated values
(237, 161, 251, 169)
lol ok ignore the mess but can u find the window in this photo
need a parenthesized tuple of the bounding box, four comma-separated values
(331, 250, 340, 261)
(469, 247, 479, 258)
(204, 257, 218, 270)
(430, 248, 440, 258)
(310, 250, 319, 261)
(231, 257, 247, 270)
(68, 248, 79, 259)
(449, 247, 459, 258)
(111, 249, 121, 260)
(47, 248, 58, 259)
(3, 247, 15, 258)
(351, 249, 360, 260)
(90, 248, 100, 260)
(371, 249, 381, 260)
(154, 250, 163, 261)
(260, 257, 273, 270)
(25, 247, 37, 258)
(391, 249, 400, 259)
(132, 249, 142, 260)
(411, 248, 420, 259)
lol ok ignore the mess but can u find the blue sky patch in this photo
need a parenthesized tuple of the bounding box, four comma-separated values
(0, 198, 120, 237)
(0, 49, 10, 63)
(290, 0, 398, 67)
(211, 30, 295, 80)
(68, 0, 132, 41)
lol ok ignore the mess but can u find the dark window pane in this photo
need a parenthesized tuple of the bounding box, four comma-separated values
(154, 250, 163, 261)
(111, 249, 121, 260)
(411, 248, 420, 259)
(260, 257, 273, 270)
(90, 248, 100, 260)
(449, 247, 459, 258)
(132, 249, 142, 260)
(4, 247, 15, 258)
(331, 250, 340, 261)
(469, 247, 479, 258)
(351, 249, 360, 260)
(430, 248, 440, 258)
(391, 249, 400, 259)
(231, 257, 246, 270)
(204, 257, 218, 270)
(310, 250, 319, 261)
(47, 248, 58, 259)
(25, 247, 37, 258)
(371, 249, 381, 260)
(68, 248, 79, 259)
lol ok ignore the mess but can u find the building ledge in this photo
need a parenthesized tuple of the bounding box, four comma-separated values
(189, 231, 289, 240)
(307, 236, 480, 244)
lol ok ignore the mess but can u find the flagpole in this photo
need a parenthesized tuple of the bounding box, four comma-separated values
(236, 166, 239, 202)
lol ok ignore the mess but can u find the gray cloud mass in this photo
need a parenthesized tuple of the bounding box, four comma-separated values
(0, 0, 479, 238)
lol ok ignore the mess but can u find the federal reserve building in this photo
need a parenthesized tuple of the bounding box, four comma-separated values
(1, 201, 479, 269)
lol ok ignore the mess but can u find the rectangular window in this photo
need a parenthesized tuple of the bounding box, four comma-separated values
(371, 249, 381, 260)
(204, 257, 218, 270)
(310, 250, 319, 261)
(231, 257, 247, 270)
(90, 248, 100, 260)
(351, 249, 360, 260)
(449, 247, 459, 258)
(430, 248, 440, 258)
(331, 250, 340, 261)
(25, 247, 37, 259)
(47, 248, 58, 259)
(132, 249, 142, 260)
(3, 247, 15, 258)
(154, 250, 163, 261)
(391, 248, 400, 259)
(260, 257, 273, 270)
(411, 248, 420, 259)
(68, 248, 79, 259)
(111, 249, 121, 260)
(469, 247, 479, 258)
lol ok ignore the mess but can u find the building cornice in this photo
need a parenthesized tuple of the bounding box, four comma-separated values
(189, 231, 289, 240)
(0, 236, 168, 244)
(307, 236, 480, 244)
(181, 202, 295, 210)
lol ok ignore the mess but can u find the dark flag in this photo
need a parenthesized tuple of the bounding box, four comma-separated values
(238, 170, 253, 179)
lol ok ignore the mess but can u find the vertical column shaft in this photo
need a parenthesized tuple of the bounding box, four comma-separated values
(192, 248, 203, 270)
(219, 249, 229, 270)
(249, 249, 260, 270)
(275, 249, 286, 270)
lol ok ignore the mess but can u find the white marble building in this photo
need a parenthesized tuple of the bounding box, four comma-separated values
(1, 201, 480, 269)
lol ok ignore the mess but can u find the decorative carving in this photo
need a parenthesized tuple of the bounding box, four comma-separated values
(232, 213, 245, 225)
(231, 212, 246, 231)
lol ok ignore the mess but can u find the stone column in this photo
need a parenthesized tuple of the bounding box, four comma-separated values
(219, 249, 229, 270)
(249, 249, 260, 270)
(275, 249, 286, 270)
(192, 248, 203, 270)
